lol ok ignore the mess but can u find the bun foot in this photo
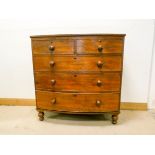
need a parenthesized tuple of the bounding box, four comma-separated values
(112, 114, 118, 124)
(38, 111, 44, 121)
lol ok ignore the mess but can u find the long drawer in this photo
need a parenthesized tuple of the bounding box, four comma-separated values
(35, 72, 121, 92)
(33, 55, 122, 72)
(36, 91, 120, 112)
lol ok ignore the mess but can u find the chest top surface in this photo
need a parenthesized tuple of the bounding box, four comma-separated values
(30, 33, 126, 38)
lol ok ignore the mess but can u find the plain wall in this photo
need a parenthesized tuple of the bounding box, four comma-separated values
(0, 19, 154, 107)
(148, 20, 155, 109)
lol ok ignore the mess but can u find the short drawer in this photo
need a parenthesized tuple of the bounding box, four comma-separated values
(33, 55, 122, 72)
(77, 39, 124, 54)
(35, 72, 121, 92)
(36, 91, 120, 112)
(32, 39, 74, 54)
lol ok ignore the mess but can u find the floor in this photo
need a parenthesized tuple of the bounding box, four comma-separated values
(0, 106, 155, 135)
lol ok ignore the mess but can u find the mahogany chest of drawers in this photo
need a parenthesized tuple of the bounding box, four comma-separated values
(30, 34, 125, 124)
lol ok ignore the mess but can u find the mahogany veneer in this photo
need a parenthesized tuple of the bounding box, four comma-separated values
(30, 34, 125, 124)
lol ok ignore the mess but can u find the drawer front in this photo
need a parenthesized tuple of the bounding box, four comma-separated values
(77, 39, 123, 54)
(32, 39, 74, 54)
(36, 91, 120, 112)
(35, 72, 121, 92)
(33, 55, 122, 72)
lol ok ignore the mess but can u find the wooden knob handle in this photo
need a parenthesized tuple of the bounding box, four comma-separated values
(96, 100, 102, 107)
(97, 60, 103, 68)
(49, 61, 55, 67)
(51, 98, 56, 104)
(49, 45, 55, 51)
(98, 45, 103, 52)
(51, 79, 56, 86)
(97, 80, 102, 87)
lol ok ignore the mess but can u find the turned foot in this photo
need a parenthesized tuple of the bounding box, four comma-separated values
(112, 114, 118, 124)
(38, 111, 44, 121)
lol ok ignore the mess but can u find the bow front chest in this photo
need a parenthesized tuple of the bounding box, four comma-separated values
(30, 34, 125, 124)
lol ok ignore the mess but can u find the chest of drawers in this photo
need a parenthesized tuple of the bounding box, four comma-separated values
(30, 34, 125, 124)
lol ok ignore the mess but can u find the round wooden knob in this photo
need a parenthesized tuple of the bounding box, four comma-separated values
(49, 61, 55, 67)
(98, 45, 103, 52)
(97, 60, 103, 68)
(51, 79, 56, 86)
(96, 100, 102, 107)
(97, 80, 102, 87)
(51, 98, 56, 104)
(49, 45, 55, 51)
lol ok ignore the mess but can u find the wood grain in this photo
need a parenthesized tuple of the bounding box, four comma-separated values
(30, 34, 126, 123)
(30, 34, 126, 38)
(33, 55, 122, 72)
(36, 91, 120, 112)
(77, 39, 123, 54)
(32, 39, 74, 54)
(35, 72, 121, 92)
